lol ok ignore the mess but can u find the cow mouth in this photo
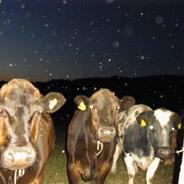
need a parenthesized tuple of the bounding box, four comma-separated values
(157, 147, 173, 160)
(1, 145, 36, 170)
(96, 126, 116, 143)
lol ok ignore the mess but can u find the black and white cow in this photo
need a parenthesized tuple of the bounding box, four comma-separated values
(111, 104, 181, 184)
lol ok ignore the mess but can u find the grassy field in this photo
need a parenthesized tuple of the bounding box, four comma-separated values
(43, 139, 173, 184)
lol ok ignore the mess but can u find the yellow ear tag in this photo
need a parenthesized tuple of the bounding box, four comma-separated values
(178, 123, 182, 129)
(78, 101, 87, 111)
(140, 119, 147, 127)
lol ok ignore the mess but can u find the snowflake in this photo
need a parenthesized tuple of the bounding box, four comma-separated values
(105, 0, 115, 3)
(155, 16, 164, 24)
(108, 58, 112, 62)
(140, 56, 145, 60)
(65, 74, 70, 79)
(21, 4, 25, 9)
(62, 0, 67, 5)
(112, 41, 120, 48)
(9, 63, 13, 67)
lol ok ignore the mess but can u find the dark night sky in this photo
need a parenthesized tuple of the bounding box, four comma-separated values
(0, 0, 184, 81)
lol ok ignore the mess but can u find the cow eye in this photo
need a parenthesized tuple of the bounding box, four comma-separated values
(171, 127, 175, 131)
(149, 125, 154, 130)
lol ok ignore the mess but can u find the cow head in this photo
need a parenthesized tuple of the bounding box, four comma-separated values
(136, 108, 181, 159)
(75, 89, 120, 143)
(0, 79, 66, 170)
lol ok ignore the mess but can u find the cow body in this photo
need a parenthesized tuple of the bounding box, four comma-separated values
(111, 104, 180, 184)
(67, 89, 122, 184)
(0, 79, 66, 184)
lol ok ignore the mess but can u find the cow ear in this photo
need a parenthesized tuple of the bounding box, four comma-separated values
(136, 111, 153, 128)
(120, 96, 135, 110)
(42, 92, 66, 113)
(74, 95, 89, 111)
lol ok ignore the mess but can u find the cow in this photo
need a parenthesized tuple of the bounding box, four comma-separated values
(0, 78, 66, 184)
(111, 104, 181, 184)
(66, 88, 134, 184)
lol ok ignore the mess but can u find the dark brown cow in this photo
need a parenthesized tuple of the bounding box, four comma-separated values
(67, 89, 133, 184)
(0, 78, 66, 184)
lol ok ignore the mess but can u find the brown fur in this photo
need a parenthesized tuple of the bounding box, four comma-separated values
(0, 79, 57, 184)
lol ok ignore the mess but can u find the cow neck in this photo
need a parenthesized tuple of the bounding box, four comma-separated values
(85, 114, 104, 157)
(0, 167, 27, 184)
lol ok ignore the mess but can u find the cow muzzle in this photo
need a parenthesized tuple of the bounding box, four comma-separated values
(1, 144, 36, 170)
(157, 147, 172, 159)
(96, 126, 116, 143)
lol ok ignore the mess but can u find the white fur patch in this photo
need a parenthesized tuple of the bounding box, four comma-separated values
(49, 98, 57, 110)
(154, 109, 173, 127)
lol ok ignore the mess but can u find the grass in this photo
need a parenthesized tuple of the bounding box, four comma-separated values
(43, 139, 173, 184)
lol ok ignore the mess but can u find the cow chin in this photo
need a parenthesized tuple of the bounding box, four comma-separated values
(96, 127, 116, 143)
(1, 144, 37, 170)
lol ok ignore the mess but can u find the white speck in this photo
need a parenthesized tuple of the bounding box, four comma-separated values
(65, 74, 70, 79)
(171, 45, 174, 49)
(82, 86, 87, 91)
(149, 125, 154, 130)
(108, 58, 112, 62)
(155, 15, 164, 24)
(62, 0, 67, 4)
(105, 0, 115, 3)
(44, 23, 49, 28)
(140, 56, 145, 60)
(160, 95, 164, 98)
(140, 12, 144, 16)
(9, 63, 13, 67)
(68, 43, 72, 47)
(112, 41, 120, 48)
(49, 73, 53, 76)
(62, 150, 65, 154)
(21, 4, 25, 9)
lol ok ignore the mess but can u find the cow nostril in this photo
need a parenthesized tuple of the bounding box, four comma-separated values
(26, 152, 33, 161)
(7, 152, 14, 163)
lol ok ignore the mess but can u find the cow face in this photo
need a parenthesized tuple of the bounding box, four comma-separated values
(75, 89, 120, 143)
(0, 79, 66, 170)
(136, 108, 181, 160)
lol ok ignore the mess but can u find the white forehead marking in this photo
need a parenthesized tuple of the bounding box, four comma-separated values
(154, 109, 173, 127)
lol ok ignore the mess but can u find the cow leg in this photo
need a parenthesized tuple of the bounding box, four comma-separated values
(124, 153, 137, 184)
(111, 143, 122, 173)
(146, 157, 160, 184)
(30, 171, 44, 184)
(67, 162, 81, 184)
(96, 161, 112, 184)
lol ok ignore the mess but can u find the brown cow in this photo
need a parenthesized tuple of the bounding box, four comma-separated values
(67, 88, 134, 184)
(0, 78, 66, 184)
